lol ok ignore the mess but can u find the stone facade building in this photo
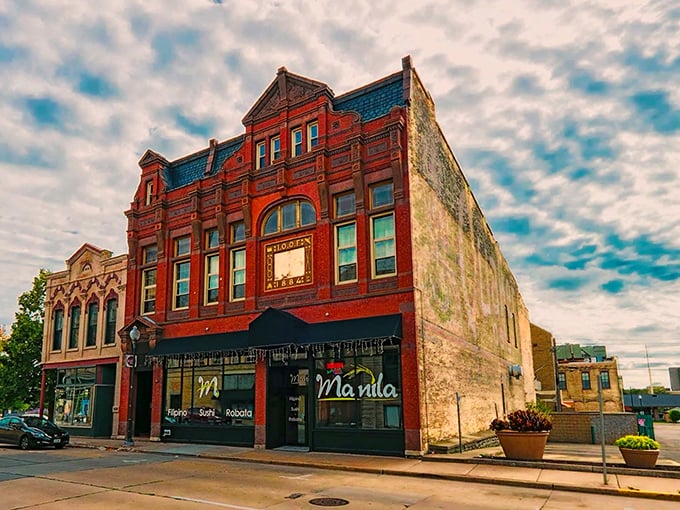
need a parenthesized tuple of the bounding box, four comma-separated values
(120, 56, 534, 456)
(39, 244, 126, 437)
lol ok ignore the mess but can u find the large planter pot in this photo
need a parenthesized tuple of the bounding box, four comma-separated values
(619, 448, 659, 468)
(496, 430, 550, 461)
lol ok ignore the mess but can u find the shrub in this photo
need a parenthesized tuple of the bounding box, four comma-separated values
(490, 409, 552, 432)
(615, 435, 660, 450)
(668, 408, 680, 422)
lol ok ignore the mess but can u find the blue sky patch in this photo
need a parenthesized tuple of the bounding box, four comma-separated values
(547, 277, 587, 291)
(77, 72, 118, 98)
(568, 69, 609, 95)
(631, 90, 680, 134)
(22, 97, 66, 128)
(601, 279, 624, 293)
(175, 113, 214, 138)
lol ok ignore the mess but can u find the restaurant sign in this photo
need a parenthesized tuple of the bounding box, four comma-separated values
(316, 364, 398, 401)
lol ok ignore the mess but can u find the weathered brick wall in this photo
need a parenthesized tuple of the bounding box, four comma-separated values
(549, 412, 636, 444)
(407, 72, 535, 444)
(531, 323, 555, 391)
(559, 359, 624, 412)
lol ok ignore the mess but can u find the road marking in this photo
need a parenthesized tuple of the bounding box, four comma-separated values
(170, 496, 260, 509)
(280, 474, 312, 479)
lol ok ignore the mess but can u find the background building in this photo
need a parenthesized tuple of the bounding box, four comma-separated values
(39, 244, 126, 437)
(121, 56, 534, 456)
(670, 367, 680, 391)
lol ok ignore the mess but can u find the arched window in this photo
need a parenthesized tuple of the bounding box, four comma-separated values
(262, 199, 316, 236)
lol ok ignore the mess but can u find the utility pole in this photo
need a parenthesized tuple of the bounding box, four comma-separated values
(645, 344, 654, 394)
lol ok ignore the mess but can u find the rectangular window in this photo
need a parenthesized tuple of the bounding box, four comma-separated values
(256, 141, 266, 169)
(205, 254, 219, 304)
(504, 305, 511, 343)
(557, 372, 567, 390)
(291, 128, 302, 157)
(145, 180, 153, 206)
(52, 309, 64, 351)
(68, 306, 80, 349)
(142, 268, 157, 314)
(270, 136, 280, 163)
(205, 229, 219, 249)
(370, 181, 394, 209)
(86, 302, 98, 347)
(231, 221, 245, 243)
(581, 371, 591, 390)
(336, 222, 357, 283)
(173, 261, 190, 309)
(512, 312, 518, 348)
(104, 299, 117, 344)
(307, 122, 318, 150)
(143, 245, 158, 264)
(231, 249, 246, 301)
(371, 213, 396, 277)
(600, 371, 611, 389)
(315, 344, 401, 430)
(335, 192, 355, 218)
(175, 236, 190, 257)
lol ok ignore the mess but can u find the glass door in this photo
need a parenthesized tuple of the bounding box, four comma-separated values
(285, 367, 309, 446)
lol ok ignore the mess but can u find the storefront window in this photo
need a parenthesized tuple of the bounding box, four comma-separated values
(164, 358, 255, 427)
(314, 344, 401, 429)
(54, 367, 95, 427)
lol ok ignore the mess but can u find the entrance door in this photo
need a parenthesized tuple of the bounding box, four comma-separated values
(267, 364, 309, 448)
(134, 371, 152, 436)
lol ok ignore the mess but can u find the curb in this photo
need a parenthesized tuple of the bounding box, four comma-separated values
(69, 442, 680, 502)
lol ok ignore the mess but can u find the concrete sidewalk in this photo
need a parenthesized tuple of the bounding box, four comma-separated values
(69, 438, 680, 502)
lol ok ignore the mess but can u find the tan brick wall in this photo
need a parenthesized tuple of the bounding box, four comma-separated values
(407, 73, 534, 445)
(531, 323, 555, 391)
(558, 359, 624, 412)
(550, 412, 637, 444)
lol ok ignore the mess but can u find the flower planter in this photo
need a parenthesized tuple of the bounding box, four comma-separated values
(496, 430, 550, 461)
(619, 448, 659, 468)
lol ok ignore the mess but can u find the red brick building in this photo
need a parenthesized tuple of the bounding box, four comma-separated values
(120, 56, 534, 456)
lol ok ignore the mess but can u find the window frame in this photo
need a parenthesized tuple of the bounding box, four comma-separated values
(334, 191, 356, 218)
(270, 135, 280, 163)
(307, 122, 318, 151)
(141, 245, 157, 315)
(262, 199, 316, 236)
(52, 308, 64, 351)
(370, 212, 396, 278)
(291, 127, 302, 157)
(256, 141, 266, 169)
(204, 229, 219, 306)
(581, 371, 591, 390)
(230, 248, 246, 302)
(600, 370, 611, 390)
(104, 298, 117, 345)
(335, 221, 357, 284)
(557, 372, 567, 390)
(85, 302, 98, 347)
(68, 305, 81, 350)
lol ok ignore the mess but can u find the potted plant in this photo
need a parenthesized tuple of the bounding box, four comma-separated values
(615, 435, 660, 468)
(490, 409, 552, 461)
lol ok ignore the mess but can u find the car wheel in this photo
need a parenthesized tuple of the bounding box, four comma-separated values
(55, 443, 65, 449)
(19, 435, 31, 450)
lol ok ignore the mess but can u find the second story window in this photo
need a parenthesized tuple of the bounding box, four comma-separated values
(145, 180, 153, 206)
(334, 192, 357, 284)
(270, 136, 280, 163)
(256, 141, 266, 169)
(263, 199, 316, 236)
(291, 127, 302, 157)
(557, 372, 567, 390)
(141, 245, 157, 315)
(52, 308, 64, 351)
(104, 298, 117, 344)
(231, 249, 246, 301)
(600, 371, 611, 389)
(369, 181, 396, 278)
(307, 122, 318, 150)
(68, 305, 81, 349)
(86, 302, 98, 347)
(173, 236, 191, 310)
(232, 221, 245, 243)
(581, 371, 591, 390)
(205, 229, 219, 305)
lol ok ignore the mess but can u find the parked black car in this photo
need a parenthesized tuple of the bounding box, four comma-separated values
(0, 415, 70, 450)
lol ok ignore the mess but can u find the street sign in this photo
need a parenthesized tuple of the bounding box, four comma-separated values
(124, 354, 136, 368)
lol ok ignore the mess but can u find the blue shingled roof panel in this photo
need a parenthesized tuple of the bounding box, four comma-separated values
(334, 75, 404, 121)
(164, 138, 243, 191)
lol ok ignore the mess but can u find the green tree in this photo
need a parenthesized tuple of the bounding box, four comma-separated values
(0, 269, 50, 412)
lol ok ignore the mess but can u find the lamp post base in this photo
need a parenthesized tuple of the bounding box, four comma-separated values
(122, 439, 135, 447)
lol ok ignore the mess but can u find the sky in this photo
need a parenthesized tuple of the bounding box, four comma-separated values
(1, 0, 678, 389)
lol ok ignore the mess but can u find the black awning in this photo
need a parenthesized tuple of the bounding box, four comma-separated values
(248, 307, 310, 347)
(151, 331, 248, 356)
(306, 313, 402, 344)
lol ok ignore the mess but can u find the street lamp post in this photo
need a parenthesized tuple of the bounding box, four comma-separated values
(123, 325, 140, 447)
